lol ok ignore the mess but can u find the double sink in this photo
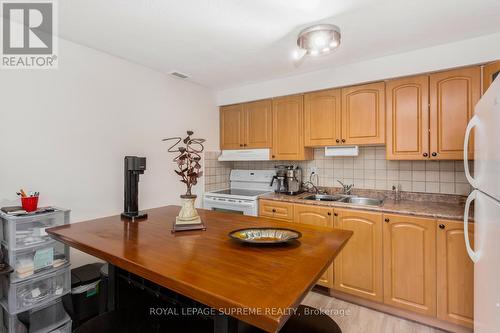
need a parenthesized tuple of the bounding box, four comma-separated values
(303, 194, 384, 206)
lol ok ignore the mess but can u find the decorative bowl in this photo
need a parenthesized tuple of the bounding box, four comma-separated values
(228, 227, 302, 244)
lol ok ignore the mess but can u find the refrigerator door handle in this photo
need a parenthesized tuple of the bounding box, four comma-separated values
(464, 190, 479, 263)
(463, 115, 478, 188)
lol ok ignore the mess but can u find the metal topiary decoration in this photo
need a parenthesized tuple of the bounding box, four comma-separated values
(162, 130, 205, 198)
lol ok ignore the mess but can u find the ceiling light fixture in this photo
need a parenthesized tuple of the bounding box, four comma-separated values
(297, 24, 341, 57)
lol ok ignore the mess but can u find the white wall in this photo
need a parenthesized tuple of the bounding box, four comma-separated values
(0, 39, 218, 267)
(216, 32, 500, 105)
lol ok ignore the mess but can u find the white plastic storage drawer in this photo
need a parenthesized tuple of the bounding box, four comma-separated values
(0, 209, 70, 251)
(1, 298, 70, 333)
(49, 320, 71, 333)
(2, 241, 70, 283)
(0, 266, 70, 314)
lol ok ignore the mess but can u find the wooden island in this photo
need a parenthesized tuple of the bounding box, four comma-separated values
(47, 206, 352, 332)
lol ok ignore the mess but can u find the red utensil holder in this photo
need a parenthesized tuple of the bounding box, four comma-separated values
(21, 196, 39, 212)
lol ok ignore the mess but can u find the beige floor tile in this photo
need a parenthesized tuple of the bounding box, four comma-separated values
(302, 291, 447, 333)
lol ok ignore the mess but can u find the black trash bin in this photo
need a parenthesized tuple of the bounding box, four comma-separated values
(68, 263, 107, 328)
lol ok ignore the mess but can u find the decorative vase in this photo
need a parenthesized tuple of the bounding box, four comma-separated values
(175, 195, 202, 225)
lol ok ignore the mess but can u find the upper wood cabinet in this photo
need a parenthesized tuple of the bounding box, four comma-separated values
(293, 204, 334, 288)
(341, 82, 385, 145)
(220, 100, 272, 150)
(483, 61, 500, 93)
(333, 209, 383, 302)
(383, 214, 436, 316)
(429, 67, 480, 160)
(304, 89, 342, 146)
(386, 75, 430, 160)
(220, 104, 244, 150)
(272, 95, 312, 160)
(437, 220, 474, 328)
(243, 100, 273, 148)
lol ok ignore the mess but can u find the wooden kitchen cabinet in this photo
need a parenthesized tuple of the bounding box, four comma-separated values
(341, 82, 385, 145)
(333, 209, 383, 302)
(293, 204, 334, 288)
(258, 200, 293, 222)
(383, 214, 436, 316)
(304, 89, 342, 147)
(429, 66, 480, 160)
(483, 61, 500, 93)
(437, 220, 474, 328)
(386, 75, 430, 160)
(220, 104, 244, 150)
(220, 100, 272, 150)
(243, 99, 273, 148)
(271, 95, 312, 160)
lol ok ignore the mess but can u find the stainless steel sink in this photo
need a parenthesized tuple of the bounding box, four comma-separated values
(303, 194, 384, 206)
(340, 197, 384, 206)
(302, 194, 347, 202)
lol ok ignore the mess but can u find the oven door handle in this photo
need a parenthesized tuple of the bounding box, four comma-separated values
(204, 197, 255, 206)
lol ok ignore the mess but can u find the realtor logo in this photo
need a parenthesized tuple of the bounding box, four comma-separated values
(1, 0, 58, 69)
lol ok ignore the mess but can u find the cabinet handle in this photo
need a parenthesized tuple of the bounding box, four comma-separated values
(327, 212, 332, 216)
(244, 143, 247, 147)
(341, 139, 346, 143)
(439, 224, 445, 229)
(271, 155, 275, 159)
(333, 213, 338, 217)
(423, 152, 428, 157)
(336, 139, 340, 143)
(432, 152, 437, 157)
(272, 209, 276, 213)
(384, 218, 390, 223)
(239, 144, 243, 147)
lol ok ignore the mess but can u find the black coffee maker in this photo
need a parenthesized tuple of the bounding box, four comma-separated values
(121, 156, 148, 221)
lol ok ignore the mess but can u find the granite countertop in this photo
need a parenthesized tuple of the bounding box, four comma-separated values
(260, 189, 471, 221)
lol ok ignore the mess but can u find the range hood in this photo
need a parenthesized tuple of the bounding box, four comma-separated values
(218, 149, 271, 161)
(325, 146, 359, 157)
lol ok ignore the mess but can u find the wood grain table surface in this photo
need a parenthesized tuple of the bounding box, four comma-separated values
(47, 206, 352, 332)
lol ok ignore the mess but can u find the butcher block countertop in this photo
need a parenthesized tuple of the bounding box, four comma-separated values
(260, 190, 470, 221)
(47, 206, 352, 332)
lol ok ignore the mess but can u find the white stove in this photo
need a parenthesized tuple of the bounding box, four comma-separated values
(203, 170, 275, 216)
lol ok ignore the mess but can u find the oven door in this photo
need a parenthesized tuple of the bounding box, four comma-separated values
(203, 196, 257, 216)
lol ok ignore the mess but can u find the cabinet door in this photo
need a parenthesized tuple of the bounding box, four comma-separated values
(304, 89, 341, 147)
(437, 220, 474, 328)
(220, 104, 244, 149)
(341, 82, 385, 145)
(386, 76, 430, 160)
(293, 204, 334, 288)
(244, 99, 272, 148)
(258, 200, 294, 222)
(429, 67, 480, 160)
(383, 214, 436, 316)
(333, 209, 383, 302)
(272, 95, 311, 160)
(483, 61, 500, 94)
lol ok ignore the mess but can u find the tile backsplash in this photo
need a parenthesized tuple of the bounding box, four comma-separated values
(204, 147, 473, 196)
(204, 151, 233, 192)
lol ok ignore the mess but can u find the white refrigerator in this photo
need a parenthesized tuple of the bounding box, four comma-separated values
(463, 77, 500, 332)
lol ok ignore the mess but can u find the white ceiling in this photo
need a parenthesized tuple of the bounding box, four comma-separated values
(59, 0, 500, 90)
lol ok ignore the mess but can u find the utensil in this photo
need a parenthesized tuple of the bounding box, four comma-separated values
(228, 227, 301, 244)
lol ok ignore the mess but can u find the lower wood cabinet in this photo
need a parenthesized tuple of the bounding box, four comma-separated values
(382, 213, 436, 316)
(293, 204, 334, 288)
(258, 200, 293, 222)
(333, 209, 383, 302)
(258, 201, 474, 329)
(436, 219, 474, 328)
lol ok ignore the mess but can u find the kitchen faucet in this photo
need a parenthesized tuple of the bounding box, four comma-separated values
(337, 180, 354, 195)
